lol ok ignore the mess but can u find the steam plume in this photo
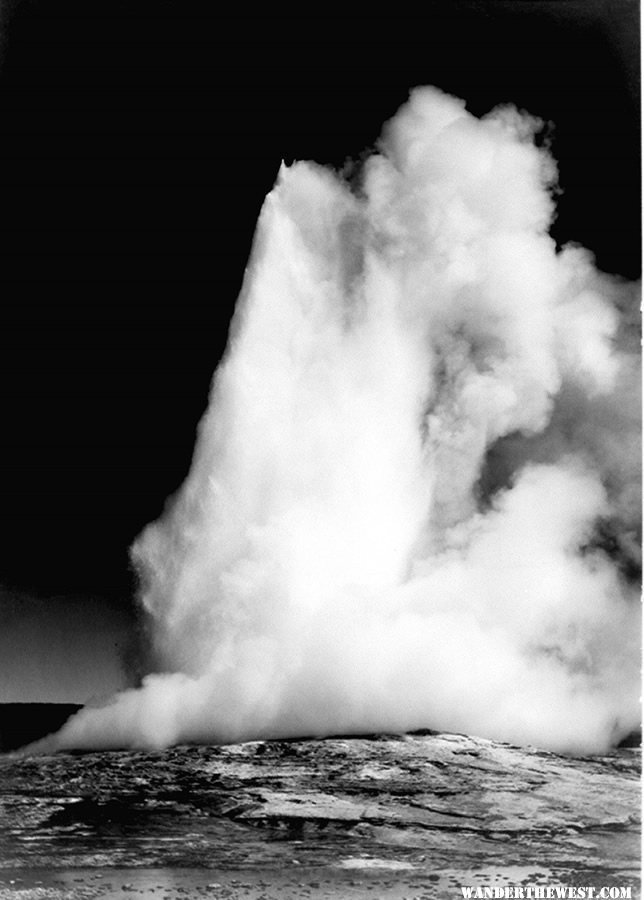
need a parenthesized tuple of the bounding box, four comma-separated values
(52, 87, 640, 754)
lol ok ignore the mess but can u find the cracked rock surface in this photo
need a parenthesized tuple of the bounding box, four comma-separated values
(0, 732, 639, 898)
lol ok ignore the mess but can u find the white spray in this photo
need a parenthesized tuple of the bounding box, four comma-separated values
(54, 88, 640, 754)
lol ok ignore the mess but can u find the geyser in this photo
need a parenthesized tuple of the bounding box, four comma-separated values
(54, 87, 640, 754)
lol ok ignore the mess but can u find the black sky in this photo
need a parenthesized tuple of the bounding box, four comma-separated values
(0, 0, 639, 697)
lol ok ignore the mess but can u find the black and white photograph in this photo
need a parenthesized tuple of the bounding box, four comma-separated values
(0, 1, 640, 898)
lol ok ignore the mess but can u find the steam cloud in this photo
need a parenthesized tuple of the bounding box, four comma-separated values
(53, 88, 640, 754)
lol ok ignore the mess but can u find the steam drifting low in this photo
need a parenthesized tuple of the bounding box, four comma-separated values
(55, 88, 640, 754)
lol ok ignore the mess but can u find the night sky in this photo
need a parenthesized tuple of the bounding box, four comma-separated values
(0, 0, 639, 700)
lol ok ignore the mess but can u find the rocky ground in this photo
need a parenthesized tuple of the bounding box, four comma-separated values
(0, 732, 640, 899)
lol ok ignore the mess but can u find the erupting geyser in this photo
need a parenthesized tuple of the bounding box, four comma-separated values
(54, 87, 640, 754)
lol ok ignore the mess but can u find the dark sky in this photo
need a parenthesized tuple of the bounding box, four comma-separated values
(0, 0, 639, 699)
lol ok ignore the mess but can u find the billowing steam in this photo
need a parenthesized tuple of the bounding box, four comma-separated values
(53, 87, 640, 754)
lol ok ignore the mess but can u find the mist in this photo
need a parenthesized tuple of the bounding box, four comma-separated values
(49, 87, 640, 755)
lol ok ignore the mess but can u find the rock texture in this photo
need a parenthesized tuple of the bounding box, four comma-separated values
(0, 732, 640, 898)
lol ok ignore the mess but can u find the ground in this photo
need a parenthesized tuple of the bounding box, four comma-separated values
(0, 732, 639, 899)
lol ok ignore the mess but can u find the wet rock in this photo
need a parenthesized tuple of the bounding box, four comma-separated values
(0, 732, 639, 892)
